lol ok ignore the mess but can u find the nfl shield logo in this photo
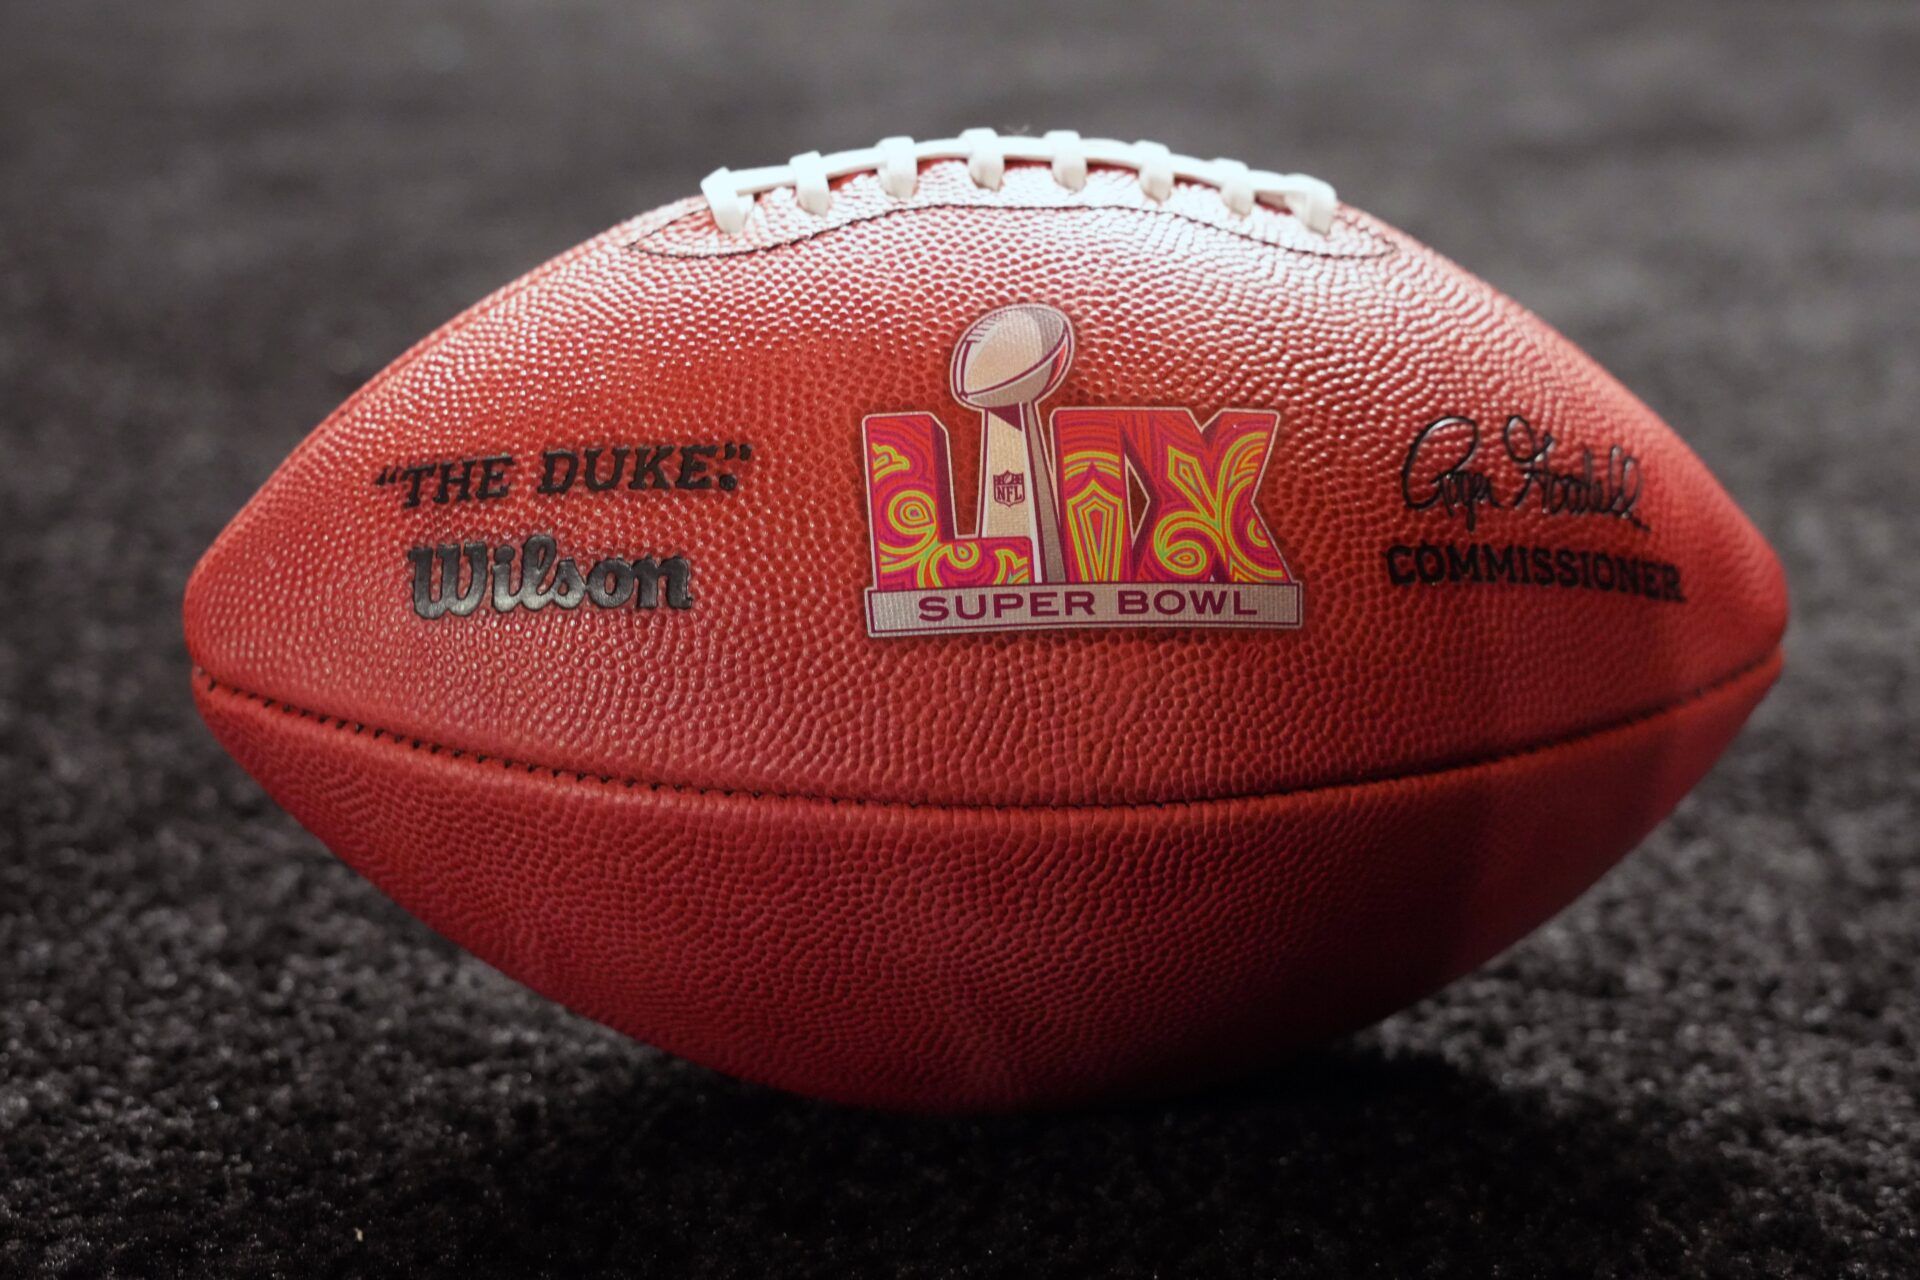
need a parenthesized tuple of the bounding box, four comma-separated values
(992, 470, 1025, 507)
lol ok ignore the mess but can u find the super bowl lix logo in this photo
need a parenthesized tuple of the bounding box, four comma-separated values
(862, 305, 1303, 637)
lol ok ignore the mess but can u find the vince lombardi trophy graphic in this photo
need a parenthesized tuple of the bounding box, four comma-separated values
(950, 304, 1073, 583)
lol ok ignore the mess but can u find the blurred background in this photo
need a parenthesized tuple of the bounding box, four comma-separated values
(3, 1, 1915, 1275)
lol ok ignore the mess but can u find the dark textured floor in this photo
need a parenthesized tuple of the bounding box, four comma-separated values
(3, 2, 1915, 1276)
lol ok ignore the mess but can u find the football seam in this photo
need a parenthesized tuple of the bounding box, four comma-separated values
(624, 197, 1394, 261)
(193, 646, 1779, 813)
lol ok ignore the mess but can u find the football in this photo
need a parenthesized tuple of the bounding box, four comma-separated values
(185, 130, 1787, 1110)
(951, 302, 1074, 409)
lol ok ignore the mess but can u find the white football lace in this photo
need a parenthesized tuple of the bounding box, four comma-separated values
(699, 129, 1337, 237)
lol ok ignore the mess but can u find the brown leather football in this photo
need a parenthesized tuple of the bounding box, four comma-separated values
(185, 130, 1787, 1110)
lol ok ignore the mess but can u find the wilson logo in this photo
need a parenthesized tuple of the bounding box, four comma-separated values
(408, 534, 692, 619)
(861, 304, 1302, 636)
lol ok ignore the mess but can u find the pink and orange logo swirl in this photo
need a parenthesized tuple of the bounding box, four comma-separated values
(865, 414, 1033, 590)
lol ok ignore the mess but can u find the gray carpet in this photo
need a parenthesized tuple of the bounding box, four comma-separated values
(3, 2, 1915, 1275)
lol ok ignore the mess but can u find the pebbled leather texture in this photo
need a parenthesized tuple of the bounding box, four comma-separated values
(185, 156, 1787, 1109)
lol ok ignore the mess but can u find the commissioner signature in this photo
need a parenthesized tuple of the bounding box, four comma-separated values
(1400, 414, 1647, 531)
